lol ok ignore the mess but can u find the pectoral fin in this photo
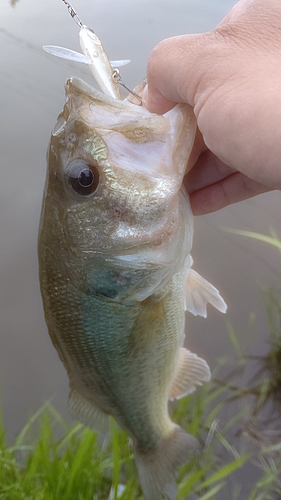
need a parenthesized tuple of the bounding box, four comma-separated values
(69, 387, 109, 433)
(185, 269, 227, 317)
(169, 347, 211, 401)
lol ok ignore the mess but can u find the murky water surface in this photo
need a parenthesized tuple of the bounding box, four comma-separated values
(1, 0, 280, 453)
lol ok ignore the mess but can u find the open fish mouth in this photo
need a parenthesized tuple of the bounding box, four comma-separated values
(50, 74, 197, 260)
(65, 76, 146, 115)
(62, 76, 196, 179)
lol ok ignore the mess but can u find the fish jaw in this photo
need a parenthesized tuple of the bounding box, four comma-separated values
(74, 76, 194, 239)
(65, 77, 196, 181)
(48, 76, 195, 252)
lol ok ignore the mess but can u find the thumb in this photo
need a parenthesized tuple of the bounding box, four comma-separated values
(143, 32, 219, 114)
(144, 0, 281, 116)
(142, 0, 253, 114)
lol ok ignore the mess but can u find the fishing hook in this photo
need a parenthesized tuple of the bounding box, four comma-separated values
(112, 69, 142, 105)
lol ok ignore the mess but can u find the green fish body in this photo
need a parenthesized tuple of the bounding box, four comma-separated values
(38, 77, 226, 499)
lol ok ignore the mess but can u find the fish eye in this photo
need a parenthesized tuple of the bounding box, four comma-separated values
(67, 159, 100, 196)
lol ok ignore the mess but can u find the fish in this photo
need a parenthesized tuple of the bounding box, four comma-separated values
(38, 19, 227, 500)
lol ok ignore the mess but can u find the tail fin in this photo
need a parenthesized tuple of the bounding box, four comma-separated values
(134, 425, 199, 500)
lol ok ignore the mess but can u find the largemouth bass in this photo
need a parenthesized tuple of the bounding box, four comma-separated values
(39, 18, 227, 500)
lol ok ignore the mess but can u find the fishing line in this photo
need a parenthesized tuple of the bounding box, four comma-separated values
(61, 0, 83, 28)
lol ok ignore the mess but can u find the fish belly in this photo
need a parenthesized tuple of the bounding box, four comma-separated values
(39, 246, 185, 453)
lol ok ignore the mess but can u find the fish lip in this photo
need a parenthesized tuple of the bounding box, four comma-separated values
(65, 77, 183, 122)
(65, 76, 143, 111)
(65, 76, 115, 103)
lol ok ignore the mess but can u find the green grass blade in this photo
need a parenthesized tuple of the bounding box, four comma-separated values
(110, 417, 122, 499)
(222, 228, 281, 253)
(198, 454, 251, 489)
(198, 482, 225, 499)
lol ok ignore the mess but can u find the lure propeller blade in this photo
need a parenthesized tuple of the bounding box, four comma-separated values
(43, 45, 131, 68)
(43, 45, 91, 63)
(110, 60, 131, 68)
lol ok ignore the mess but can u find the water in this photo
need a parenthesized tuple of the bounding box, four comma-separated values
(1, 0, 280, 454)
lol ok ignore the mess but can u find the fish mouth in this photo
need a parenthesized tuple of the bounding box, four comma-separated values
(65, 77, 146, 110)
(62, 76, 196, 212)
(66, 76, 119, 103)
(63, 76, 180, 179)
(64, 76, 156, 131)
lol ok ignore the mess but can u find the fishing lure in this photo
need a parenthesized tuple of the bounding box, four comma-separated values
(43, 0, 141, 101)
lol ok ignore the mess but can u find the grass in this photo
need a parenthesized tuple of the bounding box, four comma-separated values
(1, 230, 281, 499)
(1, 339, 281, 500)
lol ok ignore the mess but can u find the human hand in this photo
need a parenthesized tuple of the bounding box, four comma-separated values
(143, 0, 281, 215)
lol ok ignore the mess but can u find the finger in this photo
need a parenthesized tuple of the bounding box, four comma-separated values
(186, 127, 207, 173)
(187, 172, 272, 216)
(143, 0, 255, 116)
(142, 83, 176, 114)
(186, 150, 236, 192)
(143, 33, 212, 114)
(217, 0, 253, 25)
